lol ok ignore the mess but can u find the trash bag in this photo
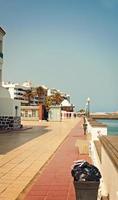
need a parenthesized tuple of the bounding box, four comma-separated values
(71, 160, 101, 182)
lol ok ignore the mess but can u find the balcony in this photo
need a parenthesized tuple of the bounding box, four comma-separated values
(0, 52, 3, 59)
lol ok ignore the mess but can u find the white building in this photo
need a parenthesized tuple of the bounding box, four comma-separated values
(0, 27, 21, 130)
(3, 82, 30, 105)
(47, 88, 70, 102)
(3, 82, 49, 106)
(0, 27, 5, 85)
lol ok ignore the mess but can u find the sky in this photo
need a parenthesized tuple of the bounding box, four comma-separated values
(0, 0, 118, 112)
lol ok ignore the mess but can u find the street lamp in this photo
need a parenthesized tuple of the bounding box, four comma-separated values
(83, 104, 88, 135)
(86, 97, 90, 117)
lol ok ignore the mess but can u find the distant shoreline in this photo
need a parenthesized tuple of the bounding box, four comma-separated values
(91, 113, 118, 120)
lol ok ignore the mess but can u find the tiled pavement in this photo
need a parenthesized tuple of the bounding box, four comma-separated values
(0, 118, 79, 200)
(22, 118, 91, 200)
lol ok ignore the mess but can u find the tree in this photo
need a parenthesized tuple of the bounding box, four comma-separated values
(79, 109, 85, 113)
(35, 86, 47, 105)
(52, 92, 63, 105)
(45, 96, 53, 110)
(23, 89, 34, 105)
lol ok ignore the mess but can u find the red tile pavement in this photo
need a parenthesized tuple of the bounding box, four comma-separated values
(23, 118, 91, 200)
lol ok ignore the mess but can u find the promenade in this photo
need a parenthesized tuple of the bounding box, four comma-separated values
(0, 118, 83, 200)
(21, 118, 91, 200)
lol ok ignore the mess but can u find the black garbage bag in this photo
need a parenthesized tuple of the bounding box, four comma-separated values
(71, 160, 101, 200)
(71, 160, 101, 182)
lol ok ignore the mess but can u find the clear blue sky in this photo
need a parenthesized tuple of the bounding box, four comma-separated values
(1, 0, 118, 112)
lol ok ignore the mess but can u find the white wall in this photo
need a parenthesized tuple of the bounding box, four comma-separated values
(101, 147, 118, 200)
(91, 143, 108, 198)
(8, 87, 15, 99)
(49, 106, 61, 121)
(86, 119, 108, 198)
(0, 98, 21, 116)
(0, 34, 3, 85)
(91, 127, 107, 141)
(86, 120, 107, 141)
(92, 143, 118, 200)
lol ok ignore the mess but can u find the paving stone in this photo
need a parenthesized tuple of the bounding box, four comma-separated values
(0, 119, 79, 200)
(22, 118, 91, 200)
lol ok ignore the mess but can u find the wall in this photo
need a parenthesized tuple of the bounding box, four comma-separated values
(48, 106, 61, 121)
(21, 106, 39, 121)
(61, 111, 76, 119)
(0, 33, 3, 85)
(0, 116, 21, 130)
(91, 143, 108, 198)
(8, 87, 15, 99)
(101, 147, 118, 200)
(0, 98, 20, 116)
(91, 137, 118, 200)
(90, 127, 107, 141)
(86, 119, 109, 199)
(86, 119, 107, 141)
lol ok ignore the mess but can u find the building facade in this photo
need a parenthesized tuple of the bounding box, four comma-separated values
(3, 83, 48, 106)
(0, 27, 5, 86)
(3, 82, 30, 105)
(0, 27, 21, 130)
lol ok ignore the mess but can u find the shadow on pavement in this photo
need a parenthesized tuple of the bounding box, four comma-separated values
(0, 126, 51, 154)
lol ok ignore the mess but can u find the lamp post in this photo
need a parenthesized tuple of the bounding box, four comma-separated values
(83, 110, 87, 135)
(85, 102, 88, 117)
(87, 97, 90, 118)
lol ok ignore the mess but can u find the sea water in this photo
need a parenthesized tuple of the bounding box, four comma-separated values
(97, 119, 118, 135)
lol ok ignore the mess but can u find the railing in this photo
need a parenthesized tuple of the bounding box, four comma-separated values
(0, 52, 3, 59)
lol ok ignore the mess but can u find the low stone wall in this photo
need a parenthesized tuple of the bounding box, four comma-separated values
(85, 118, 108, 199)
(21, 117, 39, 121)
(0, 116, 21, 130)
(86, 118, 107, 141)
(92, 136, 118, 200)
(91, 141, 108, 199)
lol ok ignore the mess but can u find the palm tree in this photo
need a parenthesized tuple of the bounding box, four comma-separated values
(45, 95, 53, 110)
(23, 89, 34, 105)
(45, 92, 63, 109)
(53, 92, 63, 105)
(36, 86, 47, 105)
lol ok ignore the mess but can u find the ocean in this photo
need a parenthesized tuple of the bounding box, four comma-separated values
(97, 119, 118, 136)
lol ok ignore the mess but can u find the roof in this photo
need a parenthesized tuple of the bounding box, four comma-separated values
(0, 27, 6, 35)
(61, 99, 72, 107)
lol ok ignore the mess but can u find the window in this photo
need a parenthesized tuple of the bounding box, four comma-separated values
(25, 111, 28, 117)
(32, 110, 36, 117)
